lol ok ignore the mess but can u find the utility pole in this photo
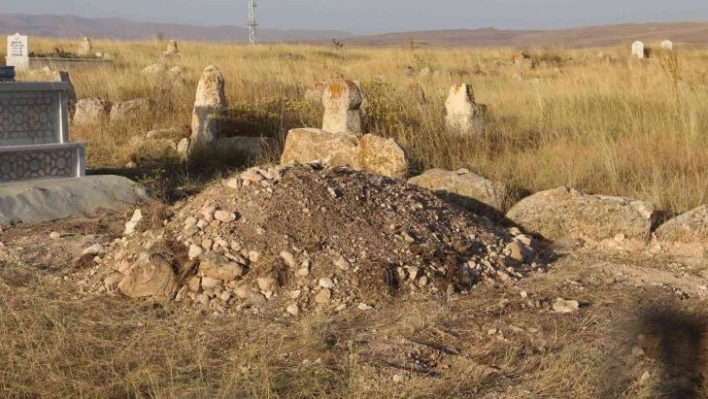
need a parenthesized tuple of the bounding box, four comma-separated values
(247, 1, 258, 45)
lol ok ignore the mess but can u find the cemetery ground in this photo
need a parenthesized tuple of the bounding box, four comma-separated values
(2, 38, 708, 398)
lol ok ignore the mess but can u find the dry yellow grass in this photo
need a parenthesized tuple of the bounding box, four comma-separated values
(9, 38, 708, 215)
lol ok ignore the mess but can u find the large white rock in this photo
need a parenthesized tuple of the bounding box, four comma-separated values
(506, 187, 654, 241)
(190, 65, 227, 149)
(445, 84, 486, 136)
(322, 79, 363, 135)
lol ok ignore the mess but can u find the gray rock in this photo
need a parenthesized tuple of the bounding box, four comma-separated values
(408, 168, 507, 214)
(506, 187, 654, 241)
(74, 97, 110, 125)
(0, 176, 148, 227)
(110, 98, 156, 123)
(199, 252, 245, 281)
(656, 205, 708, 243)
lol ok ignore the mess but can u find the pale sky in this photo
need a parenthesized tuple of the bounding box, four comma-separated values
(2, 0, 707, 34)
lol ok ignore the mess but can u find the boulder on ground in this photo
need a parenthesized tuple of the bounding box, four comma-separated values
(655, 205, 708, 243)
(141, 63, 168, 78)
(190, 65, 227, 149)
(506, 187, 654, 241)
(117, 252, 177, 298)
(281, 128, 408, 179)
(110, 98, 156, 123)
(281, 128, 360, 168)
(74, 97, 110, 125)
(359, 134, 408, 179)
(408, 168, 507, 214)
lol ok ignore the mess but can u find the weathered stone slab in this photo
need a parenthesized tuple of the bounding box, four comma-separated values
(190, 65, 227, 149)
(281, 128, 361, 168)
(281, 128, 408, 179)
(506, 187, 654, 241)
(0, 175, 149, 226)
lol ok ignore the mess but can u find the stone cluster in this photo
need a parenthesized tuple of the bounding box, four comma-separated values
(77, 164, 538, 316)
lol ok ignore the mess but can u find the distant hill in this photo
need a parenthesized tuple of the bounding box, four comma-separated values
(340, 23, 708, 48)
(0, 15, 705, 48)
(0, 13, 354, 42)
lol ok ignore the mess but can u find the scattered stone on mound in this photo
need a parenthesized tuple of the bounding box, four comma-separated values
(506, 187, 654, 241)
(281, 128, 408, 179)
(408, 168, 507, 215)
(79, 164, 538, 316)
(655, 205, 708, 243)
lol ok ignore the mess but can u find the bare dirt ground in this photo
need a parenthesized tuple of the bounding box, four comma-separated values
(1, 170, 708, 398)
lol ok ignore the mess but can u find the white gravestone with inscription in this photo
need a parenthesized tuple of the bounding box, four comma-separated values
(661, 40, 673, 51)
(6, 33, 29, 71)
(631, 41, 645, 59)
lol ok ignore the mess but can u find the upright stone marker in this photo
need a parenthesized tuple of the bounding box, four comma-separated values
(631, 41, 645, 59)
(164, 40, 179, 57)
(6, 33, 29, 71)
(661, 40, 673, 51)
(77, 37, 92, 56)
(190, 65, 227, 149)
(445, 84, 486, 136)
(321, 78, 363, 135)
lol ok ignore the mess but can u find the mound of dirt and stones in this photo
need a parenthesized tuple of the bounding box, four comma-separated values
(78, 163, 540, 316)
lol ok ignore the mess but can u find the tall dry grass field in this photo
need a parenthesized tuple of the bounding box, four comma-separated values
(10, 38, 708, 214)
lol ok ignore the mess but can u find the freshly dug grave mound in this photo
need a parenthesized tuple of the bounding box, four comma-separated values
(82, 164, 538, 317)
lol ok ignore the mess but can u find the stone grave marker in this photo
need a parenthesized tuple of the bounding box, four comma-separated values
(632, 41, 645, 59)
(6, 33, 29, 71)
(661, 40, 673, 51)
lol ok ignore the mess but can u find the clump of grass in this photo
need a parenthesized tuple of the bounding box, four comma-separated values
(9, 38, 708, 214)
